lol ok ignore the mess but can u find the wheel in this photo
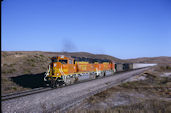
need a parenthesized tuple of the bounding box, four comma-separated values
(50, 78, 56, 88)
(95, 74, 99, 78)
(59, 81, 65, 86)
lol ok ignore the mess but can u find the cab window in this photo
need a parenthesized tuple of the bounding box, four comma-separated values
(52, 59, 57, 62)
(59, 60, 68, 64)
(69, 60, 73, 64)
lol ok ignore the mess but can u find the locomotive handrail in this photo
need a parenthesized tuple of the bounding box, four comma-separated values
(44, 65, 50, 81)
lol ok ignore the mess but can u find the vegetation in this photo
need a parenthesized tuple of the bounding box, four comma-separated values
(2, 68, 16, 74)
(1, 76, 30, 94)
(65, 65, 171, 113)
(66, 99, 171, 113)
(159, 65, 171, 72)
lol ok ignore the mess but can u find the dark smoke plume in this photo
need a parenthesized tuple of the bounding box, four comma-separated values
(61, 38, 77, 52)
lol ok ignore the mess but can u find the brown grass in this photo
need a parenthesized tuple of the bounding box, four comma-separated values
(65, 99, 171, 113)
(65, 66, 171, 113)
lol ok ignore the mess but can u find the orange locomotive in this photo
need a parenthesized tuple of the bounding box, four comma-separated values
(44, 55, 115, 87)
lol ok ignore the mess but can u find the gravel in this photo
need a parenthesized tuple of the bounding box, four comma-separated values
(2, 68, 149, 113)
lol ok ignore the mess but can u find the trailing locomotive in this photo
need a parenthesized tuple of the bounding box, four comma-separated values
(44, 55, 133, 87)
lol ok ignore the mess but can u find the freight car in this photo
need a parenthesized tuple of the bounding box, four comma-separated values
(115, 63, 123, 72)
(115, 63, 133, 72)
(44, 55, 115, 87)
(123, 63, 133, 71)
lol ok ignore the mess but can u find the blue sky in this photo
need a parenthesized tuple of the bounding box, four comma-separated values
(2, 0, 171, 59)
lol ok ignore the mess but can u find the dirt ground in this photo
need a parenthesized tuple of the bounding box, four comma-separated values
(66, 65, 171, 113)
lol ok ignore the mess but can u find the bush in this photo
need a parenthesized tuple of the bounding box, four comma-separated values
(2, 68, 16, 74)
(40, 55, 44, 57)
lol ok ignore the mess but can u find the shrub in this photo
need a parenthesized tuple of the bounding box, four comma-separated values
(2, 69, 16, 74)
(40, 55, 44, 57)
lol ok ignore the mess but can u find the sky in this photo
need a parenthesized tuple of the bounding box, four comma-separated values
(2, 0, 171, 59)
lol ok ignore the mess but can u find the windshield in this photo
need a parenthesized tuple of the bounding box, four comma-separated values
(52, 59, 57, 62)
(59, 60, 68, 64)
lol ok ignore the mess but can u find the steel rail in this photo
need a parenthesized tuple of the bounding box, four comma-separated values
(1, 67, 150, 101)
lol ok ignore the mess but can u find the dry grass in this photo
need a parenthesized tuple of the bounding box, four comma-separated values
(155, 64, 171, 72)
(119, 71, 171, 98)
(1, 76, 30, 94)
(65, 65, 171, 113)
(66, 99, 171, 113)
(112, 99, 171, 113)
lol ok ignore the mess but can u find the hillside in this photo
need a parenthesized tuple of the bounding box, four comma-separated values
(2, 51, 171, 78)
(1, 51, 123, 77)
(126, 56, 171, 64)
(1, 51, 124, 94)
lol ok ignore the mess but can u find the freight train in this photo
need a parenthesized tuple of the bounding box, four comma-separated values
(44, 55, 134, 87)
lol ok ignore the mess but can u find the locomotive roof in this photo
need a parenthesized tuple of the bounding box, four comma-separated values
(51, 55, 112, 63)
(71, 56, 111, 63)
(51, 55, 73, 59)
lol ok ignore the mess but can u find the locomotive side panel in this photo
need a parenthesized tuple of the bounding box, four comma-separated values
(44, 55, 116, 87)
(88, 63, 95, 72)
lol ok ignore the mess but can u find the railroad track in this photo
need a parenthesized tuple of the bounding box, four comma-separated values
(2, 74, 111, 101)
(2, 67, 151, 113)
(59, 69, 148, 112)
(1, 87, 52, 101)
(1, 68, 149, 101)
